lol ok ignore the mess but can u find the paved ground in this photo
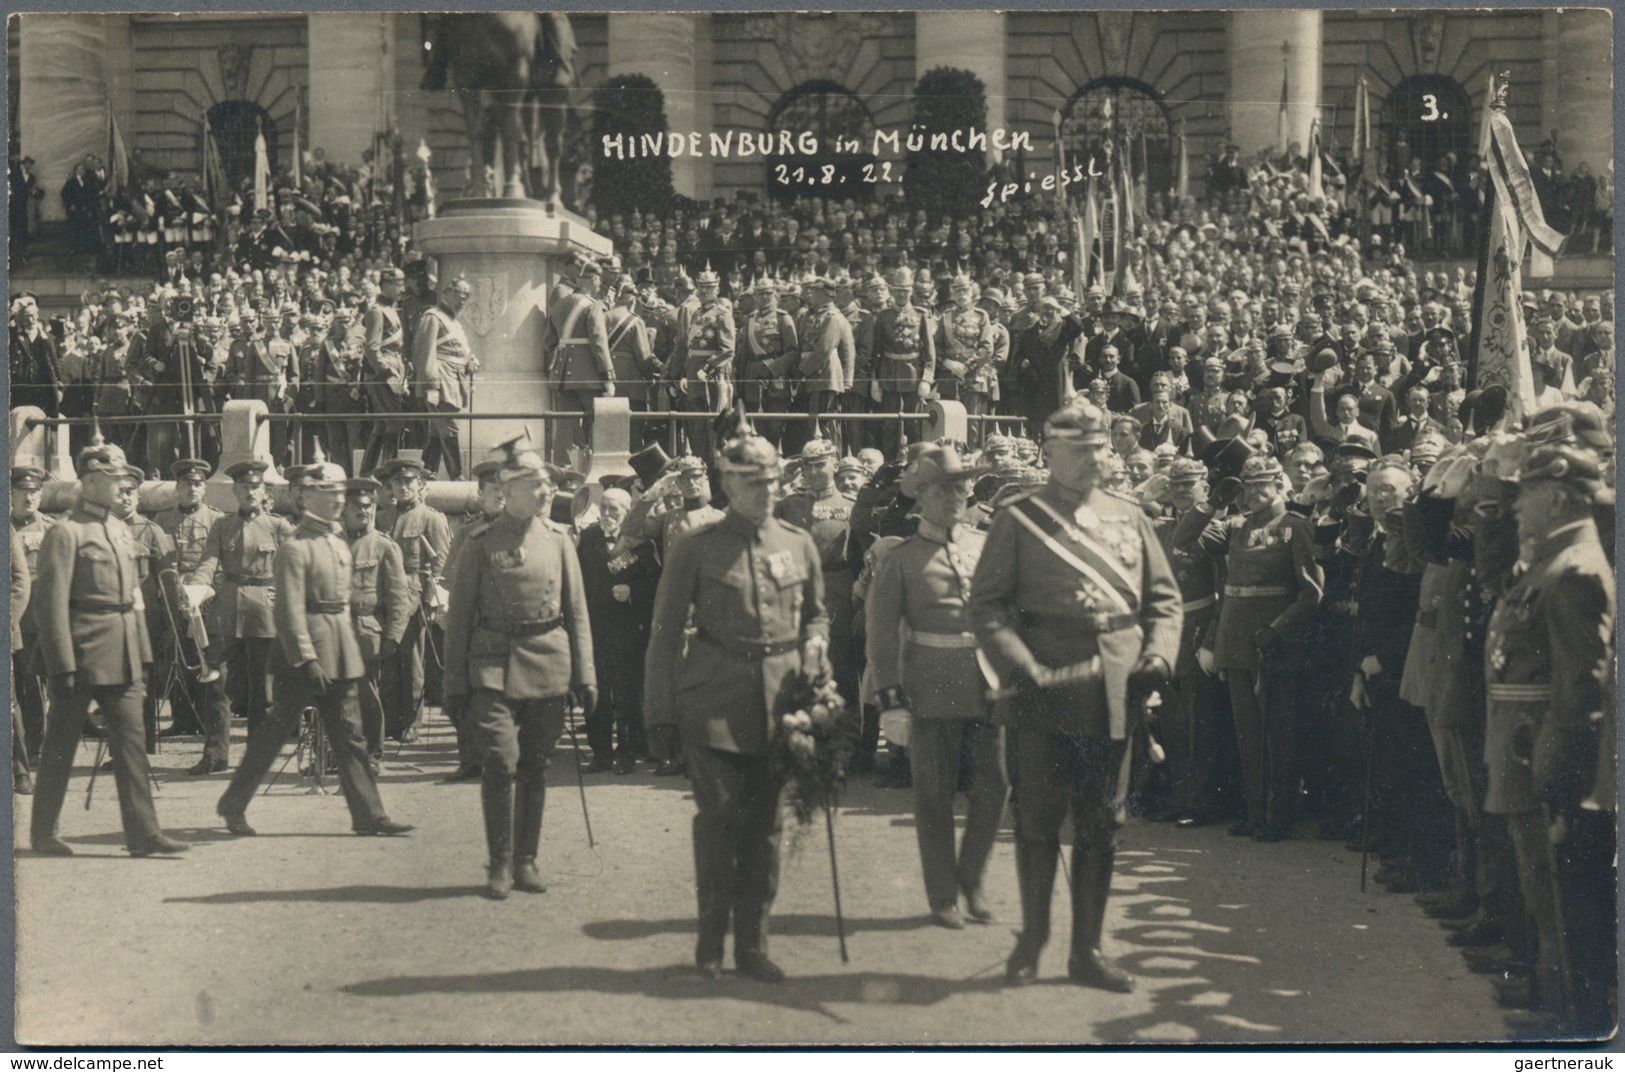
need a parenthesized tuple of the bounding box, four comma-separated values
(13, 713, 1518, 1047)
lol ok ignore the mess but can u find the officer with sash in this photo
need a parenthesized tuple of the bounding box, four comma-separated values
(738, 278, 800, 450)
(969, 400, 1181, 990)
(413, 277, 478, 480)
(871, 267, 936, 461)
(153, 460, 224, 735)
(543, 260, 613, 464)
(673, 265, 736, 463)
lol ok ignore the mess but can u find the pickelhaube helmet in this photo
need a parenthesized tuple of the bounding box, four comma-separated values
(1239, 454, 1285, 484)
(695, 262, 720, 287)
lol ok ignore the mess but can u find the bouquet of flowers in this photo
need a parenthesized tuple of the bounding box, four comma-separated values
(771, 674, 856, 826)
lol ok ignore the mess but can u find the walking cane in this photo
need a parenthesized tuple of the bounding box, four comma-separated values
(564, 694, 595, 849)
(1538, 804, 1578, 1027)
(825, 802, 849, 963)
(1358, 688, 1377, 893)
(84, 737, 107, 810)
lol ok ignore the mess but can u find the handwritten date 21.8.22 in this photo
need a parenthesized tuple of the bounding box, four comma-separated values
(773, 162, 896, 187)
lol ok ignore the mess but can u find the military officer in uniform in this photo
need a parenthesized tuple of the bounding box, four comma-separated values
(645, 430, 829, 982)
(867, 444, 1008, 928)
(872, 267, 936, 461)
(153, 459, 223, 736)
(342, 477, 412, 772)
(215, 463, 414, 839)
(375, 458, 451, 745)
(1484, 444, 1614, 1034)
(443, 439, 596, 899)
(543, 260, 614, 464)
(605, 274, 657, 413)
(1149, 457, 1225, 825)
(737, 278, 800, 451)
(413, 278, 478, 480)
(360, 267, 409, 476)
(186, 459, 295, 774)
(775, 437, 858, 711)
(969, 400, 1182, 990)
(614, 453, 723, 564)
(12, 528, 33, 794)
(116, 467, 174, 753)
(1173, 454, 1323, 841)
(438, 458, 507, 781)
(934, 274, 997, 422)
(29, 443, 189, 857)
(672, 266, 736, 463)
(795, 278, 857, 457)
(10, 466, 55, 773)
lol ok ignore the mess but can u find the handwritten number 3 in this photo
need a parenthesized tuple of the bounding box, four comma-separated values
(1420, 94, 1442, 122)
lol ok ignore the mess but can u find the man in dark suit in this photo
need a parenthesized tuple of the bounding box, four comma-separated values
(577, 487, 659, 774)
(443, 441, 595, 899)
(970, 400, 1182, 991)
(645, 431, 829, 982)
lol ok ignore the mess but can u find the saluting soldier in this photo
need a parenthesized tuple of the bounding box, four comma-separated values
(866, 444, 1008, 929)
(613, 453, 723, 564)
(969, 400, 1182, 991)
(443, 439, 596, 899)
(375, 458, 451, 745)
(360, 266, 409, 476)
(775, 437, 858, 711)
(645, 430, 829, 983)
(152, 460, 224, 736)
(10, 466, 56, 777)
(672, 266, 736, 463)
(1484, 444, 1614, 1035)
(29, 442, 189, 858)
(215, 463, 414, 839)
(872, 267, 936, 461)
(341, 477, 412, 774)
(1173, 453, 1323, 841)
(543, 260, 614, 464)
(413, 278, 478, 480)
(185, 459, 294, 774)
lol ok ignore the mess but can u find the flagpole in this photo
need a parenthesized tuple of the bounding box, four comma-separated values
(1465, 72, 1505, 392)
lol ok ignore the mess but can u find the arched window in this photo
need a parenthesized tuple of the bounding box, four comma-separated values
(1381, 75, 1471, 176)
(207, 100, 275, 188)
(1060, 77, 1174, 194)
(765, 80, 876, 202)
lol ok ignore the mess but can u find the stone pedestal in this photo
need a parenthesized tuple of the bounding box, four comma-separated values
(412, 198, 614, 463)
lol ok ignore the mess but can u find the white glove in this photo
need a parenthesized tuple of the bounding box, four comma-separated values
(612, 584, 631, 603)
(1196, 647, 1216, 675)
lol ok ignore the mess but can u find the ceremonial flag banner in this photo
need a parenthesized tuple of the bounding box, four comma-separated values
(1307, 118, 1324, 201)
(1277, 64, 1289, 153)
(1176, 126, 1190, 203)
(105, 106, 130, 201)
(253, 122, 269, 213)
(293, 98, 304, 189)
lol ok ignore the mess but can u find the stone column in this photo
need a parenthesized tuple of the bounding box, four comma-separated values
(1227, 10, 1322, 158)
(412, 199, 613, 462)
(1552, 9, 1612, 175)
(606, 13, 702, 198)
(308, 13, 394, 166)
(914, 12, 1008, 156)
(18, 14, 110, 222)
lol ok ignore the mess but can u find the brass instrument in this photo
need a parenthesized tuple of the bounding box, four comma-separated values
(158, 567, 220, 683)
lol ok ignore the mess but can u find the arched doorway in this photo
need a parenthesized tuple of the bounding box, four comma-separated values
(1060, 77, 1174, 195)
(765, 80, 876, 202)
(1381, 75, 1471, 175)
(207, 100, 275, 188)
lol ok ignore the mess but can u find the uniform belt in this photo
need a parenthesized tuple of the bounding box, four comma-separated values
(1181, 594, 1216, 613)
(882, 352, 920, 361)
(559, 338, 590, 346)
(307, 600, 349, 614)
(695, 627, 801, 659)
(225, 575, 274, 587)
(1020, 610, 1139, 634)
(70, 600, 134, 612)
(478, 616, 564, 638)
(902, 625, 978, 649)
(1325, 599, 1360, 616)
(1224, 584, 1294, 598)
(1487, 684, 1552, 701)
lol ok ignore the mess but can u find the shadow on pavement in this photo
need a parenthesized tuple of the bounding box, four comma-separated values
(582, 912, 937, 941)
(164, 884, 482, 905)
(340, 964, 1008, 1023)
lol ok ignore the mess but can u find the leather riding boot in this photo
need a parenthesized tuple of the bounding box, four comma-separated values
(512, 775, 547, 893)
(1007, 839, 1059, 984)
(481, 773, 513, 899)
(1068, 842, 1133, 992)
